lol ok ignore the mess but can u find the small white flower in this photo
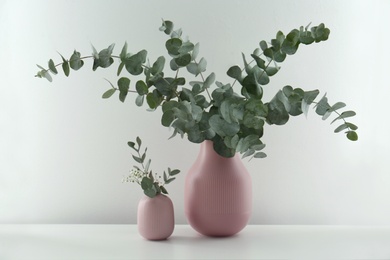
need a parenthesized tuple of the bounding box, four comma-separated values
(122, 168, 147, 185)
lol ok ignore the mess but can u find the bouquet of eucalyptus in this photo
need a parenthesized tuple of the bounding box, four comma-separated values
(36, 20, 358, 160)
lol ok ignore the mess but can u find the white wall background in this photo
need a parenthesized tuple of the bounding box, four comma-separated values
(1, 0, 389, 225)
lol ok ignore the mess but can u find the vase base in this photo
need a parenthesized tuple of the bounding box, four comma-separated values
(186, 211, 251, 237)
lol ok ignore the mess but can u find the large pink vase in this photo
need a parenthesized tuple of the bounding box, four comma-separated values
(137, 194, 174, 240)
(185, 140, 252, 236)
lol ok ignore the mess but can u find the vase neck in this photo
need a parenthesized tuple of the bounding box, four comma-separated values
(198, 140, 237, 163)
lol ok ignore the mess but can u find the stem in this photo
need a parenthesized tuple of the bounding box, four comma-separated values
(231, 53, 272, 89)
(193, 59, 212, 101)
(136, 149, 146, 170)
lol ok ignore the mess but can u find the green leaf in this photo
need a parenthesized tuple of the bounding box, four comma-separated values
(92, 44, 115, 70)
(281, 29, 300, 55)
(251, 55, 266, 69)
(127, 141, 136, 150)
(117, 77, 130, 103)
(144, 188, 157, 198)
(187, 58, 207, 76)
(273, 50, 287, 62)
(141, 177, 153, 190)
(346, 131, 358, 141)
(151, 56, 165, 75)
(166, 38, 182, 56)
(135, 95, 144, 107)
(144, 159, 151, 173)
(154, 77, 175, 96)
(117, 62, 125, 76)
(253, 67, 270, 85)
(259, 40, 268, 51)
(165, 177, 176, 184)
(125, 50, 147, 75)
(299, 27, 315, 44)
(136, 136, 142, 147)
(265, 66, 279, 76)
(179, 42, 194, 54)
(192, 43, 200, 60)
(311, 23, 330, 42)
(315, 94, 330, 116)
(302, 90, 319, 116)
(171, 28, 183, 38)
(169, 59, 180, 71)
(253, 152, 267, 159)
(242, 149, 255, 159)
(59, 54, 70, 76)
(334, 122, 357, 133)
(62, 61, 70, 76)
(146, 92, 159, 109)
(331, 102, 346, 111)
(48, 59, 58, 74)
(204, 72, 216, 89)
(209, 115, 240, 137)
(120, 42, 128, 61)
(266, 98, 289, 125)
(331, 111, 357, 124)
(334, 123, 350, 133)
(160, 186, 168, 194)
(175, 53, 192, 66)
(263, 48, 274, 59)
(170, 169, 180, 176)
(160, 20, 174, 35)
(227, 66, 242, 81)
(133, 155, 143, 164)
(42, 70, 52, 82)
(69, 50, 84, 70)
(135, 80, 148, 95)
(102, 88, 116, 99)
(303, 89, 320, 105)
(161, 110, 175, 127)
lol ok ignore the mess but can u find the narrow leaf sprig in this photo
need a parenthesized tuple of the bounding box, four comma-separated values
(123, 137, 180, 198)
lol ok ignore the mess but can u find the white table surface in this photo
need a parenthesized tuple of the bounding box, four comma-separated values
(1, 224, 390, 260)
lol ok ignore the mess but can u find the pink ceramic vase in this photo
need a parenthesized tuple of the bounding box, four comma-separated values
(137, 194, 174, 240)
(185, 140, 252, 237)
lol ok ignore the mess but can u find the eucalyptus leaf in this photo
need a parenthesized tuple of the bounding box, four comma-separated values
(135, 95, 144, 107)
(102, 88, 116, 99)
(69, 51, 84, 70)
(125, 50, 147, 75)
(151, 56, 165, 75)
(227, 66, 242, 81)
(136, 80, 148, 95)
(331, 111, 356, 124)
(160, 20, 174, 35)
(346, 131, 358, 141)
(166, 38, 182, 56)
(117, 77, 130, 102)
(120, 42, 128, 61)
(192, 43, 200, 60)
(48, 59, 58, 74)
(175, 53, 192, 66)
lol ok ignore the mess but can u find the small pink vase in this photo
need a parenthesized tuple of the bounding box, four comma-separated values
(137, 194, 174, 240)
(185, 140, 252, 237)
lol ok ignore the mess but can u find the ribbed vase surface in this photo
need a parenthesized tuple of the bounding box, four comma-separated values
(137, 194, 174, 240)
(185, 140, 252, 236)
